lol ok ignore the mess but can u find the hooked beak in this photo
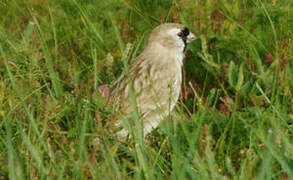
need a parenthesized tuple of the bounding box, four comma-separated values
(187, 32, 197, 43)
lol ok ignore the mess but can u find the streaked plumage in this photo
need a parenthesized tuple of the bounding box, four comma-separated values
(108, 23, 197, 139)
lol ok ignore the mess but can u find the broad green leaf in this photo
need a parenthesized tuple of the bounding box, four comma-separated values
(228, 61, 236, 88)
(236, 63, 244, 91)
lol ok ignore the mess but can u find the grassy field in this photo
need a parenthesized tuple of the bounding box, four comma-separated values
(0, 0, 293, 179)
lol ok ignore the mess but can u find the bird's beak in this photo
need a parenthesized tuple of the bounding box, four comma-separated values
(187, 32, 197, 43)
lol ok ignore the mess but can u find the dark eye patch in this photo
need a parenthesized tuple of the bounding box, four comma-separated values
(178, 27, 190, 51)
(178, 27, 189, 38)
(182, 27, 189, 37)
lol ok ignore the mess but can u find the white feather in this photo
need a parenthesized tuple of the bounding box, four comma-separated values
(168, 28, 185, 66)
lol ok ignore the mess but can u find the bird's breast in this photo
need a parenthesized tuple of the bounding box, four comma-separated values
(169, 64, 182, 111)
(151, 53, 182, 112)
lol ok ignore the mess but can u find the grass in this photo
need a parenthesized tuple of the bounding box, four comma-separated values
(0, 0, 293, 179)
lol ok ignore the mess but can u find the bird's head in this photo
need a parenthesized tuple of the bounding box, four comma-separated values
(147, 23, 197, 51)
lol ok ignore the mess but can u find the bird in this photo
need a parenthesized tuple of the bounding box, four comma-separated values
(107, 23, 197, 139)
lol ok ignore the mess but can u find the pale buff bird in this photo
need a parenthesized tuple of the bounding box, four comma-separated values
(108, 23, 197, 139)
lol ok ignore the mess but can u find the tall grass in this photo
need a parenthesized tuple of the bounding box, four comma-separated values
(0, 0, 292, 179)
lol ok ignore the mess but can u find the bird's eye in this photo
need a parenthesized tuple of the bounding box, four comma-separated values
(178, 27, 189, 37)
(182, 27, 190, 36)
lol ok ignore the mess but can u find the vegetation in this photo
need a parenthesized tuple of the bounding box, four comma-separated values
(0, 0, 292, 179)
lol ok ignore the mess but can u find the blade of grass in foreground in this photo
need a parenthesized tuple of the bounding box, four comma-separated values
(6, 119, 17, 180)
(32, 16, 63, 98)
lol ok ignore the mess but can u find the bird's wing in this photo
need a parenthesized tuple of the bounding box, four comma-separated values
(108, 55, 149, 112)
(110, 55, 176, 116)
